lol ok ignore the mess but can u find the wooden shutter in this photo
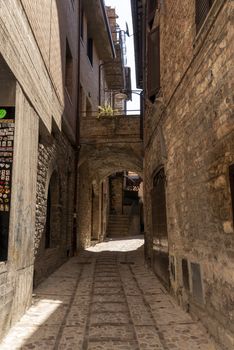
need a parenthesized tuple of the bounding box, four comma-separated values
(147, 27, 160, 99)
(196, 0, 214, 32)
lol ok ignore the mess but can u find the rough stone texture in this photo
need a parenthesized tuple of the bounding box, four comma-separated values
(143, 1, 234, 348)
(0, 237, 220, 350)
(0, 0, 79, 135)
(0, 0, 79, 341)
(78, 1, 143, 249)
(80, 115, 142, 144)
(0, 85, 39, 340)
(34, 131, 76, 287)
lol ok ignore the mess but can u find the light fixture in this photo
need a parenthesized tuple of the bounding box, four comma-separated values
(115, 92, 128, 100)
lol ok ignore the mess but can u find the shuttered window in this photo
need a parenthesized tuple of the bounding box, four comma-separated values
(196, 0, 214, 32)
(147, 27, 160, 100)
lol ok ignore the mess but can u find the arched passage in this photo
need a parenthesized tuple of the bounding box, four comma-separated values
(44, 170, 61, 249)
(77, 147, 143, 249)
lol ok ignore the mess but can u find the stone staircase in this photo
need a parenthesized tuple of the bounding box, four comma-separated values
(107, 214, 130, 237)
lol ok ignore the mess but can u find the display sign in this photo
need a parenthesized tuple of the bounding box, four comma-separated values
(0, 107, 15, 212)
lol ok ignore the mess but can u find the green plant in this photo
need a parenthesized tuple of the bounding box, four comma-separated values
(97, 104, 118, 118)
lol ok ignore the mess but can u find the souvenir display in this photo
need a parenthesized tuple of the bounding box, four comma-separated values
(0, 107, 15, 212)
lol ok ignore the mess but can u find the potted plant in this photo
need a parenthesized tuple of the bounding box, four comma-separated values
(97, 103, 118, 119)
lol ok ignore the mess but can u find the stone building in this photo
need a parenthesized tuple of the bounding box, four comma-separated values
(132, 0, 234, 348)
(0, 0, 79, 340)
(78, 2, 143, 248)
(0, 0, 142, 341)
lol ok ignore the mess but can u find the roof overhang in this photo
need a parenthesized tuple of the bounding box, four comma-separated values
(131, 0, 144, 89)
(83, 0, 115, 61)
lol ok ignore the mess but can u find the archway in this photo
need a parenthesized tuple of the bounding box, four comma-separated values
(105, 170, 143, 239)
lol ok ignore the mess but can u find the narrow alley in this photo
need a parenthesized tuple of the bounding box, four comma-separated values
(1, 237, 218, 350)
(0, 1, 233, 348)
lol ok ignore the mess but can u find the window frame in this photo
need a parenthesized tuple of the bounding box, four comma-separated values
(195, 0, 214, 32)
(87, 37, 93, 66)
(65, 39, 73, 99)
(147, 26, 160, 101)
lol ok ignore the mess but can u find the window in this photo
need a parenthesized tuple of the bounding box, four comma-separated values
(229, 164, 234, 224)
(65, 40, 73, 98)
(148, 0, 158, 28)
(70, 0, 75, 10)
(152, 168, 168, 240)
(148, 27, 160, 102)
(195, 0, 214, 32)
(87, 37, 93, 66)
(80, 7, 84, 39)
(191, 262, 204, 304)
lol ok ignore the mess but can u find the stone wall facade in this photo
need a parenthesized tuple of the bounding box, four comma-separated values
(34, 132, 76, 287)
(0, 0, 79, 341)
(143, 0, 234, 348)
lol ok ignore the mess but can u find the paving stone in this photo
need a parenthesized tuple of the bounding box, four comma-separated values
(87, 340, 139, 350)
(89, 324, 135, 340)
(159, 323, 217, 350)
(90, 311, 130, 325)
(1, 236, 219, 350)
(1, 325, 58, 350)
(92, 302, 127, 313)
(93, 287, 123, 295)
(92, 294, 125, 303)
(57, 326, 85, 350)
(135, 326, 164, 350)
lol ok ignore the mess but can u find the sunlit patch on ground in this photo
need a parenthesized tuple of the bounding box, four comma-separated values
(0, 299, 62, 349)
(87, 235, 144, 252)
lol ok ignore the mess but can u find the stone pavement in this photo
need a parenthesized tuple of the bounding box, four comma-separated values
(0, 237, 220, 350)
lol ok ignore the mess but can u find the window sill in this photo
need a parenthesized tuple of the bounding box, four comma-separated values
(193, 0, 226, 55)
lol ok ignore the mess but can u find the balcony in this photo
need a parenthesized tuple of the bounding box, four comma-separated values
(79, 114, 142, 144)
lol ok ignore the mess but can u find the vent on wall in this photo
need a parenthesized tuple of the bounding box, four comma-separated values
(191, 262, 204, 304)
(195, 0, 214, 32)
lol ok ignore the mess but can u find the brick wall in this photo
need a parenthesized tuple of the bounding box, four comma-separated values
(0, 0, 79, 340)
(144, 1, 234, 348)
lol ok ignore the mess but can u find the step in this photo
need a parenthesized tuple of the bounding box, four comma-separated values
(108, 224, 129, 229)
(108, 220, 129, 225)
(108, 228, 129, 232)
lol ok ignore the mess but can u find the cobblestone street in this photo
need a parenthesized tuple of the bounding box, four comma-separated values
(1, 237, 219, 350)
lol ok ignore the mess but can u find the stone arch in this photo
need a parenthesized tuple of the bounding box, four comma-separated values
(45, 169, 62, 248)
